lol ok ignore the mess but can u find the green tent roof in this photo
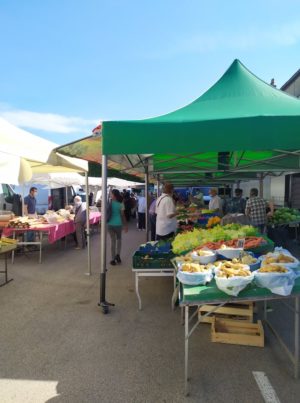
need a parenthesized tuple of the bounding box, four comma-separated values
(102, 59, 300, 155)
(57, 59, 300, 185)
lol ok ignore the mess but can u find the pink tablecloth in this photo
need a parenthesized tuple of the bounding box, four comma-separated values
(3, 221, 75, 244)
(2, 212, 101, 244)
(89, 211, 101, 225)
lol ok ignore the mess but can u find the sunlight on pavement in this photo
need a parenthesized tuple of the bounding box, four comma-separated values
(0, 379, 59, 402)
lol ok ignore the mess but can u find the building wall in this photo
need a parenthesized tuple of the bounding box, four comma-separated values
(235, 175, 285, 206)
(283, 75, 300, 98)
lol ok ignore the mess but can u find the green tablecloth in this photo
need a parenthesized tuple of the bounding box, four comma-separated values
(180, 277, 300, 305)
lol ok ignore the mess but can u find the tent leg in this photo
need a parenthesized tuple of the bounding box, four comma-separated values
(157, 174, 160, 198)
(98, 154, 114, 314)
(145, 159, 149, 242)
(85, 172, 91, 276)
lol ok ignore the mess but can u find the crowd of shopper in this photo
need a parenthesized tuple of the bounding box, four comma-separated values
(104, 184, 274, 265)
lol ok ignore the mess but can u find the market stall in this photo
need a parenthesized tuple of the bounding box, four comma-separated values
(1, 211, 100, 263)
(55, 58, 300, 394)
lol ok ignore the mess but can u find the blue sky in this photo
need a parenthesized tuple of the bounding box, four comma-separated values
(0, 0, 300, 144)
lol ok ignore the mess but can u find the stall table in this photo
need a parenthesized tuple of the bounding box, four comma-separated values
(181, 278, 300, 396)
(0, 244, 17, 286)
(132, 266, 176, 310)
(2, 211, 101, 263)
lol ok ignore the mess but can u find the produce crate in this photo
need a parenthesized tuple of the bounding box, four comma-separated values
(198, 302, 253, 324)
(132, 251, 175, 269)
(211, 318, 264, 347)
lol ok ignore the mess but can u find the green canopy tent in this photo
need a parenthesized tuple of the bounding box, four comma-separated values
(57, 59, 300, 312)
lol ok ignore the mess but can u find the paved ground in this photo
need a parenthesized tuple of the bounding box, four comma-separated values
(0, 223, 300, 402)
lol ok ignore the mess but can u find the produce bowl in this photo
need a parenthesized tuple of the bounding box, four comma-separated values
(237, 252, 261, 272)
(176, 262, 213, 285)
(191, 249, 217, 264)
(177, 268, 213, 286)
(215, 264, 253, 296)
(216, 248, 243, 260)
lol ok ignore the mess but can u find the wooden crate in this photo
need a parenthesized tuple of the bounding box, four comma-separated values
(198, 302, 253, 324)
(211, 318, 264, 347)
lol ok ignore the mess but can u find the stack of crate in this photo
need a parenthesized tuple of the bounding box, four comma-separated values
(198, 302, 264, 347)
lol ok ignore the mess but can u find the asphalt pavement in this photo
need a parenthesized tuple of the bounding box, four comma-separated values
(0, 222, 300, 402)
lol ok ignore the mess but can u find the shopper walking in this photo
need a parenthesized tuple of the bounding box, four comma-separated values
(107, 189, 128, 265)
(137, 193, 146, 230)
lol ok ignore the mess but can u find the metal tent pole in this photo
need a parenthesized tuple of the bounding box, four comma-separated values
(85, 172, 91, 276)
(157, 174, 160, 198)
(145, 159, 149, 242)
(98, 154, 114, 314)
(259, 173, 264, 198)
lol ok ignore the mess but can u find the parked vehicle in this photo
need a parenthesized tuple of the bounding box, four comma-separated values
(0, 183, 16, 212)
(50, 186, 86, 210)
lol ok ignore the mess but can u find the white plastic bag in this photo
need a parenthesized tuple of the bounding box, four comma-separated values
(215, 270, 254, 296)
(259, 247, 299, 269)
(254, 267, 296, 296)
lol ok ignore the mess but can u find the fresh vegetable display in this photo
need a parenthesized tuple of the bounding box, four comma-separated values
(172, 224, 258, 254)
(200, 237, 265, 251)
(268, 207, 300, 225)
(206, 216, 221, 228)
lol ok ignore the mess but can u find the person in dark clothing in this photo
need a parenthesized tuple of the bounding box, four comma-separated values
(149, 197, 157, 241)
(224, 188, 246, 214)
(88, 192, 94, 206)
(123, 191, 132, 222)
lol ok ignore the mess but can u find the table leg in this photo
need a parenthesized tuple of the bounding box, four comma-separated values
(184, 305, 189, 396)
(295, 296, 299, 379)
(5, 252, 8, 283)
(12, 230, 16, 264)
(38, 232, 42, 264)
(264, 300, 267, 320)
(135, 273, 142, 310)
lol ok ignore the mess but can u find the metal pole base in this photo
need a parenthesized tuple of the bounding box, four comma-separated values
(98, 301, 115, 314)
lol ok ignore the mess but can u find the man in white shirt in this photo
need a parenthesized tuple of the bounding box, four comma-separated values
(137, 194, 146, 230)
(208, 188, 223, 216)
(155, 183, 177, 240)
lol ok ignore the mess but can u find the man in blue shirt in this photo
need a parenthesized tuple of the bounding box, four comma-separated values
(24, 187, 37, 243)
(24, 187, 37, 215)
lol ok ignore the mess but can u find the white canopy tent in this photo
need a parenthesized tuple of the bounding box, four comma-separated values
(0, 117, 93, 275)
(87, 176, 145, 188)
(0, 117, 88, 184)
(27, 172, 85, 189)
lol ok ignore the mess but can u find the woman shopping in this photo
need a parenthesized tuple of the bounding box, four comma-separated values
(107, 189, 128, 265)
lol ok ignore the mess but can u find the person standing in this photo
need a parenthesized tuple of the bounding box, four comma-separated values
(137, 193, 146, 230)
(74, 196, 87, 250)
(208, 188, 223, 216)
(123, 191, 132, 222)
(245, 188, 274, 233)
(24, 187, 38, 244)
(149, 197, 157, 241)
(224, 188, 246, 214)
(155, 182, 177, 240)
(107, 189, 128, 265)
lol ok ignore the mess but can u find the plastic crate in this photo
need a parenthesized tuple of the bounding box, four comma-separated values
(132, 251, 174, 269)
